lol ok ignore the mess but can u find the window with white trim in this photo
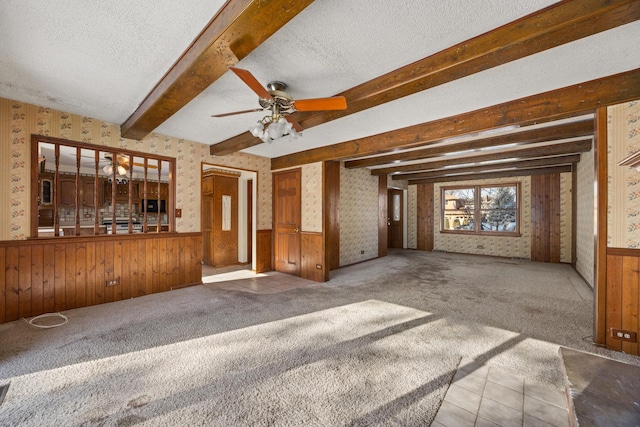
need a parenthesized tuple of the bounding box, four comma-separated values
(441, 183, 519, 235)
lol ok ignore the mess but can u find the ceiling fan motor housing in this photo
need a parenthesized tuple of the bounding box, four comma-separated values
(259, 81, 294, 111)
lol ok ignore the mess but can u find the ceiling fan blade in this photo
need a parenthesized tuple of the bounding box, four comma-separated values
(293, 96, 347, 111)
(116, 155, 130, 164)
(211, 108, 265, 118)
(230, 67, 273, 100)
(285, 115, 303, 132)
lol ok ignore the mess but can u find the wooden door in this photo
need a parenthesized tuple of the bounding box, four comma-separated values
(213, 175, 238, 267)
(201, 174, 238, 267)
(388, 189, 403, 248)
(273, 169, 301, 275)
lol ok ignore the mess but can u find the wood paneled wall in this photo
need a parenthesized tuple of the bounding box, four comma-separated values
(301, 231, 324, 282)
(606, 248, 640, 356)
(255, 229, 272, 273)
(531, 173, 561, 263)
(324, 161, 340, 271)
(416, 183, 434, 251)
(0, 233, 202, 324)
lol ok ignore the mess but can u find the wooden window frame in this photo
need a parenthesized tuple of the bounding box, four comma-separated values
(440, 182, 521, 236)
(30, 135, 176, 238)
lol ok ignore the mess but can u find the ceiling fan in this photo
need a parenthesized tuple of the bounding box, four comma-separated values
(103, 153, 128, 176)
(212, 67, 347, 143)
(101, 153, 157, 173)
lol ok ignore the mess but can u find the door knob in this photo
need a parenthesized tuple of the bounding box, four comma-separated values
(294, 227, 299, 232)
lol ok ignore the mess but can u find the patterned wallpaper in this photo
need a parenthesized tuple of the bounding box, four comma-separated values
(576, 142, 595, 287)
(407, 184, 417, 249)
(407, 174, 573, 261)
(340, 163, 379, 266)
(608, 101, 640, 248)
(0, 97, 272, 240)
(391, 179, 408, 190)
(433, 177, 532, 258)
(301, 162, 323, 233)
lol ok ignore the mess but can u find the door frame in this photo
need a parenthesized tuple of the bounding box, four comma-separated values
(387, 187, 407, 249)
(201, 163, 257, 270)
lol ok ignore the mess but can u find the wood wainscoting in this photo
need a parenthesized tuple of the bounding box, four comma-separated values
(0, 233, 202, 324)
(255, 229, 272, 273)
(606, 247, 640, 356)
(301, 231, 325, 282)
(324, 161, 340, 271)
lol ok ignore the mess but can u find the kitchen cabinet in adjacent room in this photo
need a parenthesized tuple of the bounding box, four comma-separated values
(58, 175, 77, 207)
(81, 176, 104, 207)
(104, 181, 139, 203)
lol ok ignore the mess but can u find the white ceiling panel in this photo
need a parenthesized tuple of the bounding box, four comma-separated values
(1, 0, 638, 162)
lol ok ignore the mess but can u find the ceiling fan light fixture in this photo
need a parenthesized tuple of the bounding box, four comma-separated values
(250, 115, 299, 143)
(117, 165, 127, 176)
(260, 133, 272, 144)
(103, 164, 113, 175)
(250, 121, 264, 137)
(267, 119, 287, 140)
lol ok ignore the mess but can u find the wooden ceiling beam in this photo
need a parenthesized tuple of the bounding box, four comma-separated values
(121, 0, 314, 140)
(345, 120, 593, 169)
(371, 138, 593, 176)
(393, 154, 580, 181)
(213, 0, 639, 156)
(272, 68, 639, 170)
(408, 165, 573, 185)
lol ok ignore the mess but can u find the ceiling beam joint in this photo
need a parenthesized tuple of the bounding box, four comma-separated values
(121, 0, 315, 141)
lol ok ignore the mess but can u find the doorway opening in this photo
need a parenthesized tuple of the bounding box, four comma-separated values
(201, 163, 257, 271)
(387, 188, 407, 249)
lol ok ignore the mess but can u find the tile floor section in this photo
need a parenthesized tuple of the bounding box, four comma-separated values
(201, 264, 319, 294)
(433, 358, 571, 427)
(202, 265, 572, 426)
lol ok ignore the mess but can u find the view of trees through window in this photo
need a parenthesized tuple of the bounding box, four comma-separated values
(442, 184, 518, 234)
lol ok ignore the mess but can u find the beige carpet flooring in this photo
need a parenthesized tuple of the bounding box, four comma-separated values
(0, 250, 638, 426)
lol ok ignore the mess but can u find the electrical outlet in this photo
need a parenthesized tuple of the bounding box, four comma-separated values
(611, 328, 637, 342)
(105, 278, 120, 287)
(361, 250, 365, 254)
(316, 264, 322, 270)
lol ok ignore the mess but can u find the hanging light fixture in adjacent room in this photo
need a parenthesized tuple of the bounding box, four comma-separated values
(103, 154, 128, 176)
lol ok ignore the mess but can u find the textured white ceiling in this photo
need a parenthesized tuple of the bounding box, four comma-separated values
(0, 0, 226, 122)
(1, 0, 638, 160)
(155, 0, 562, 152)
